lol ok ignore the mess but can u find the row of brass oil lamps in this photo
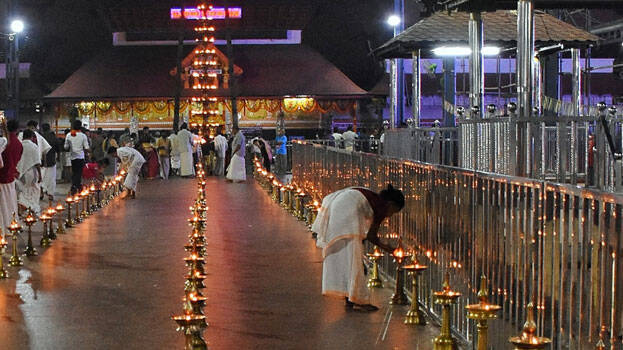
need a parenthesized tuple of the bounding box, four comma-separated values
(252, 160, 555, 350)
(252, 160, 321, 236)
(0, 171, 128, 278)
(172, 163, 209, 350)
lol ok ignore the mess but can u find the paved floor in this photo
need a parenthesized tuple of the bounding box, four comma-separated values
(0, 178, 439, 349)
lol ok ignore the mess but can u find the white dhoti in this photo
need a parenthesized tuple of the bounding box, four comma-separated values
(0, 181, 18, 231)
(171, 155, 181, 170)
(17, 169, 41, 214)
(124, 165, 143, 192)
(214, 156, 225, 176)
(312, 188, 373, 304)
(226, 154, 246, 182)
(180, 152, 194, 176)
(159, 155, 170, 180)
(41, 166, 56, 197)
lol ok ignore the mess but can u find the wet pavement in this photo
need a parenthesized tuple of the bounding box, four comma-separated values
(0, 178, 439, 349)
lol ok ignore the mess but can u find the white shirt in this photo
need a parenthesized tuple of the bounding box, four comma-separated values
(342, 130, 358, 149)
(117, 146, 146, 169)
(64, 132, 90, 160)
(176, 129, 193, 154)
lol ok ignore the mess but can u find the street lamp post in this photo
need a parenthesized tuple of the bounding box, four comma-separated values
(7, 19, 24, 121)
(387, 2, 404, 129)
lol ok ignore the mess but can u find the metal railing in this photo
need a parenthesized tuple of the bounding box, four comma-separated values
(383, 127, 459, 166)
(382, 105, 623, 194)
(292, 141, 623, 349)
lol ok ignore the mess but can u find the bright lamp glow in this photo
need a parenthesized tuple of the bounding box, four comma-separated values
(432, 46, 471, 56)
(10, 19, 24, 33)
(387, 15, 401, 27)
(432, 46, 501, 57)
(481, 46, 501, 55)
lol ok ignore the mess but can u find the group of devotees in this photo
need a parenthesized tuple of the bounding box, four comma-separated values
(0, 116, 405, 312)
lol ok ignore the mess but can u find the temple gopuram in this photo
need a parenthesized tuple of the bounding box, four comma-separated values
(45, 1, 368, 133)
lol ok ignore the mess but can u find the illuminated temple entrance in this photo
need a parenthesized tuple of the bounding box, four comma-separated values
(46, 2, 367, 133)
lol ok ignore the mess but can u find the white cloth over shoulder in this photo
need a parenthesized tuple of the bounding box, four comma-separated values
(177, 129, 194, 176)
(311, 187, 374, 304)
(226, 154, 246, 182)
(16, 140, 41, 214)
(19, 131, 51, 161)
(117, 147, 146, 191)
(214, 135, 228, 158)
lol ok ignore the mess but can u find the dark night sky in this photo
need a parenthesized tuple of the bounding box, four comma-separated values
(8, 0, 418, 92)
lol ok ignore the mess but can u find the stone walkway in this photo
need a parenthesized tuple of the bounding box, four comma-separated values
(0, 178, 439, 349)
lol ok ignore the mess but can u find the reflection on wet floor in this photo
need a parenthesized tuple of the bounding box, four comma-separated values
(0, 178, 439, 349)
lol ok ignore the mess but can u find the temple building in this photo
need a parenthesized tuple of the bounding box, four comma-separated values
(45, 1, 368, 132)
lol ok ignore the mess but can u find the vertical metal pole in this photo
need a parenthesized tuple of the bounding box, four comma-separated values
(443, 57, 456, 127)
(173, 30, 183, 132)
(225, 8, 238, 129)
(516, 0, 535, 177)
(390, 59, 398, 129)
(570, 48, 582, 184)
(412, 50, 421, 127)
(469, 12, 484, 117)
(13, 34, 20, 121)
(394, 0, 404, 127)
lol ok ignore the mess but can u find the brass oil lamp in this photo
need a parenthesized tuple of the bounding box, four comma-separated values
(7, 214, 23, 266)
(99, 182, 108, 207)
(595, 326, 607, 350)
(390, 242, 410, 305)
(189, 229, 206, 246)
(73, 194, 82, 223)
(185, 243, 206, 258)
(188, 214, 206, 233)
(39, 213, 52, 248)
(185, 269, 207, 295)
(23, 209, 38, 256)
(295, 190, 308, 221)
(172, 314, 208, 350)
(65, 195, 75, 227)
(509, 303, 551, 349)
(183, 290, 207, 317)
(89, 183, 98, 211)
(402, 257, 428, 325)
(271, 179, 281, 202)
(366, 246, 384, 288)
(55, 203, 66, 235)
(184, 253, 206, 276)
(466, 276, 501, 350)
(433, 272, 461, 350)
(0, 231, 8, 278)
(45, 204, 58, 240)
(282, 184, 292, 209)
(266, 174, 275, 193)
(81, 188, 91, 217)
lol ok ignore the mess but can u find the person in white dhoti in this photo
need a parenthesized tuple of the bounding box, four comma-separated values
(312, 184, 405, 311)
(40, 123, 60, 200)
(19, 120, 52, 164)
(177, 123, 195, 177)
(0, 119, 23, 232)
(16, 130, 42, 214)
(108, 146, 146, 199)
(168, 131, 181, 176)
(213, 129, 228, 177)
(226, 125, 246, 182)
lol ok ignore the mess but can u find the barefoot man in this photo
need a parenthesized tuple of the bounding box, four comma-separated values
(312, 184, 405, 311)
